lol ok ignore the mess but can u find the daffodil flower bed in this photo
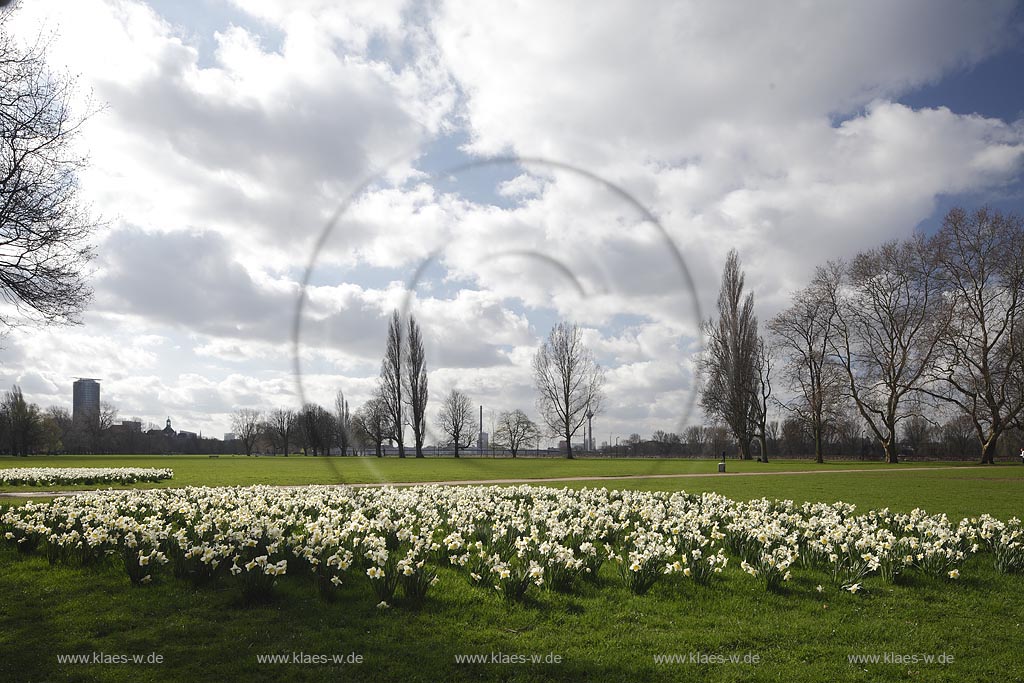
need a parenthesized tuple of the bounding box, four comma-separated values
(1, 485, 1020, 604)
(0, 467, 174, 486)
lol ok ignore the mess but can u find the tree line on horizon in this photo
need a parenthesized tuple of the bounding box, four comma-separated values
(227, 311, 605, 459)
(700, 206, 1024, 465)
(0, 311, 606, 458)
(3, 207, 1022, 464)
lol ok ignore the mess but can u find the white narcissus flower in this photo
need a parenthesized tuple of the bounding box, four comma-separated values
(1, 481, 1010, 607)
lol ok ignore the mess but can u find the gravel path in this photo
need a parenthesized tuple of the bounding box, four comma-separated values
(0, 465, 993, 499)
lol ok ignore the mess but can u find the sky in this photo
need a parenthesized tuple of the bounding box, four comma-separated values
(1, 0, 1022, 445)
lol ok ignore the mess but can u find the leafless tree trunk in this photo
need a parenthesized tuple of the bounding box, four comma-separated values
(699, 249, 759, 460)
(769, 270, 845, 463)
(436, 389, 474, 458)
(494, 409, 541, 458)
(533, 322, 604, 459)
(380, 310, 405, 458)
(231, 408, 263, 457)
(405, 315, 428, 458)
(0, 20, 98, 329)
(750, 337, 773, 462)
(823, 236, 949, 463)
(925, 207, 1024, 464)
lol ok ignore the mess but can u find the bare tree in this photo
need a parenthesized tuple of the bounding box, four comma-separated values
(92, 401, 118, 453)
(436, 389, 474, 458)
(750, 337, 773, 462)
(231, 408, 263, 457)
(298, 403, 335, 456)
(494, 409, 541, 458)
(380, 310, 405, 458)
(774, 416, 802, 456)
(1, 385, 40, 455)
(942, 414, 979, 460)
(901, 413, 932, 457)
(832, 408, 866, 458)
(0, 19, 98, 329)
(824, 236, 949, 463)
(533, 321, 605, 459)
(683, 424, 706, 455)
(926, 207, 1024, 464)
(769, 270, 845, 463)
(334, 390, 351, 456)
(405, 315, 428, 458)
(266, 408, 296, 456)
(44, 404, 71, 449)
(699, 249, 760, 459)
(38, 410, 62, 453)
(706, 424, 731, 458)
(354, 393, 390, 457)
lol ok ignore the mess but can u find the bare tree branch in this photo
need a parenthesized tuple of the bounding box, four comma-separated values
(0, 19, 99, 329)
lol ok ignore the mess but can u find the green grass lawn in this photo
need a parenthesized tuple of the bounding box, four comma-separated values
(1, 453, 900, 489)
(2, 454, 1019, 520)
(562, 467, 1024, 521)
(1, 456, 1022, 682)
(1, 536, 1019, 682)
(0, 453, 996, 489)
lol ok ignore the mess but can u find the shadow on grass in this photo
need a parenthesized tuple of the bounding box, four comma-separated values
(3, 545, 1023, 682)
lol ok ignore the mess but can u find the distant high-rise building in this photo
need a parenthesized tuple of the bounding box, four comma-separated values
(72, 378, 100, 429)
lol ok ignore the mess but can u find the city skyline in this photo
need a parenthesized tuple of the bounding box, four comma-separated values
(0, 1, 1022, 439)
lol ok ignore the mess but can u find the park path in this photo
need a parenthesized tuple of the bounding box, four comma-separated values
(0, 465, 993, 499)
